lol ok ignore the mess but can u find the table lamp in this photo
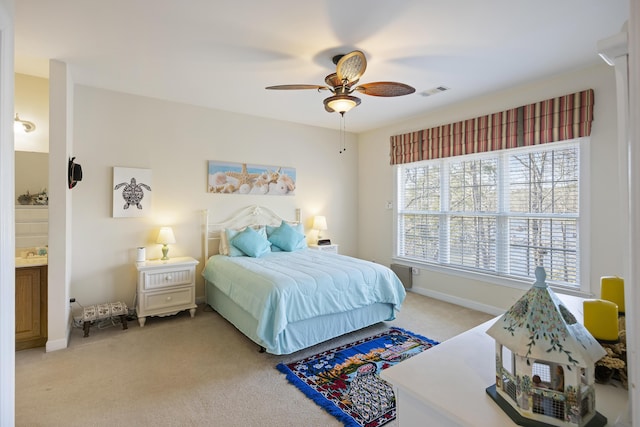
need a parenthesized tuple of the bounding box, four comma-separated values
(313, 216, 327, 241)
(157, 227, 176, 260)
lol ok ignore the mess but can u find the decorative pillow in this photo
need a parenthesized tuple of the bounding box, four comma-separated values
(267, 221, 305, 252)
(221, 228, 244, 257)
(230, 226, 271, 258)
(267, 222, 307, 251)
(266, 222, 304, 236)
(220, 226, 267, 256)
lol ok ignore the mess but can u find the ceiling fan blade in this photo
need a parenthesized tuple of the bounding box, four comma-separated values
(265, 84, 329, 91)
(336, 50, 367, 83)
(355, 81, 416, 97)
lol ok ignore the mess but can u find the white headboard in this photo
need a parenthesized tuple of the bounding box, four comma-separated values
(203, 205, 301, 261)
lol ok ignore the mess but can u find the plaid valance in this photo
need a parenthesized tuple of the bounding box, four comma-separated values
(390, 89, 594, 165)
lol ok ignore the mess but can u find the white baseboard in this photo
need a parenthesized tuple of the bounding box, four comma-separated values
(46, 312, 74, 352)
(409, 287, 504, 316)
(45, 336, 68, 352)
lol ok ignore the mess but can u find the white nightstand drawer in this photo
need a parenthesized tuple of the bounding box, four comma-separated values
(308, 244, 339, 254)
(143, 267, 193, 290)
(142, 287, 194, 312)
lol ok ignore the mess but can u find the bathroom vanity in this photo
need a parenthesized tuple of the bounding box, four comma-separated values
(15, 206, 49, 350)
(15, 264, 47, 350)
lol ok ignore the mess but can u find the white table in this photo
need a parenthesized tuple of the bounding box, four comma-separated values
(308, 243, 339, 254)
(381, 295, 629, 426)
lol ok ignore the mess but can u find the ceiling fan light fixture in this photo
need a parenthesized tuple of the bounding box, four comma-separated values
(324, 94, 361, 114)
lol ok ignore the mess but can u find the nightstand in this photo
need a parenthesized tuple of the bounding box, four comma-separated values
(135, 256, 199, 327)
(308, 244, 339, 254)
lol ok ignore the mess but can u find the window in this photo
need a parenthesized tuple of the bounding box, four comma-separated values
(532, 362, 552, 384)
(396, 139, 584, 289)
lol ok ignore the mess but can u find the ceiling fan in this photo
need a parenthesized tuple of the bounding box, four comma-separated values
(266, 50, 415, 115)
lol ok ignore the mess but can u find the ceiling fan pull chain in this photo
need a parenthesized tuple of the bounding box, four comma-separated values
(339, 112, 347, 154)
(340, 112, 347, 154)
(338, 114, 343, 154)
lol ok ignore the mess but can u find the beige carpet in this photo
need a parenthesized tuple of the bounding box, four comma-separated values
(15, 291, 493, 427)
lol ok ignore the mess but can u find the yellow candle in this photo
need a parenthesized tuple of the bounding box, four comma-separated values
(583, 299, 619, 341)
(601, 276, 625, 314)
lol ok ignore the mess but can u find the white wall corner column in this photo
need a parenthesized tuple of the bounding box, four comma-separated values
(46, 59, 74, 352)
(598, 11, 639, 426)
(626, 4, 640, 425)
(0, 0, 15, 424)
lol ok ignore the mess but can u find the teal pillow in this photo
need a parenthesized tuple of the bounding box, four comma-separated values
(231, 226, 271, 258)
(267, 223, 307, 251)
(225, 228, 245, 257)
(267, 221, 305, 252)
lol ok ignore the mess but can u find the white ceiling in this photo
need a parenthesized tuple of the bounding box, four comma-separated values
(14, 0, 629, 133)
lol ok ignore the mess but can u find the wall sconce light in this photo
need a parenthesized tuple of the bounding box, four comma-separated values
(312, 216, 328, 240)
(14, 113, 36, 133)
(156, 227, 176, 260)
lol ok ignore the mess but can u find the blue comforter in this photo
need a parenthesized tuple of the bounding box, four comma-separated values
(202, 250, 406, 350)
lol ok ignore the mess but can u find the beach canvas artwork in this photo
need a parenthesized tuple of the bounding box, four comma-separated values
(207, 161, 296, 195)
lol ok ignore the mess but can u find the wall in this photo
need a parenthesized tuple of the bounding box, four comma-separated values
(14, 73, 48, 153)
(46, 59, 74, 352)
(0, 0, 15, 420)
(69, 85, 358, 308)
(15, 206, 47, 250)
(357, 63, 623, 313)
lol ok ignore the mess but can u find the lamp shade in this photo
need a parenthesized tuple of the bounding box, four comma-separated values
(156, 227, 176, 245)
(312, 216, 327, 231)
(323, 95, 361, 113)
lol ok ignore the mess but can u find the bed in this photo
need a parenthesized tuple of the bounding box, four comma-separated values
(202, 205, 406, 355)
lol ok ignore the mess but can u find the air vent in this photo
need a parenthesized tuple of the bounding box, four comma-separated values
(420, 86, 450, 97)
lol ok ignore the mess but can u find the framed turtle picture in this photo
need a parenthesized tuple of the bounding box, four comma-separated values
(112, 167, 152, 217)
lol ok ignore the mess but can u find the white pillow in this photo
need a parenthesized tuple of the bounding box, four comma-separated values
(219, 228, 232, 255)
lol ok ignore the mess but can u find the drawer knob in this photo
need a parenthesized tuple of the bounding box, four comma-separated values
(164, 275, 172, 281)
(166, 296, 172, 301)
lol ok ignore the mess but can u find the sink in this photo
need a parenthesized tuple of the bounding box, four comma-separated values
(15, 247, 48, 267)
(15, 255, 48, 267)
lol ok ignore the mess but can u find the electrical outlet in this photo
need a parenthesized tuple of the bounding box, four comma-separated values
(411, 267, 419, 275)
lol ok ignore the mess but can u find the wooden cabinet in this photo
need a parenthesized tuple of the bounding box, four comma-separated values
(15, 265, 47, 350)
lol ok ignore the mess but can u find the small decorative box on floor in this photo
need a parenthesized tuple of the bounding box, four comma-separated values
(485, 267, 607, 427)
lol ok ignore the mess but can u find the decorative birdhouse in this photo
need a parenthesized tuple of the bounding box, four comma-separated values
(485, 267, 607, 427)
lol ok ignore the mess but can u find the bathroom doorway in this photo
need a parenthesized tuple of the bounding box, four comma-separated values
(15, 72, 49, 350)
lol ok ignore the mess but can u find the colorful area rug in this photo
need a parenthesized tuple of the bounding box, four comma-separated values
(276, 327, 438, 427)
